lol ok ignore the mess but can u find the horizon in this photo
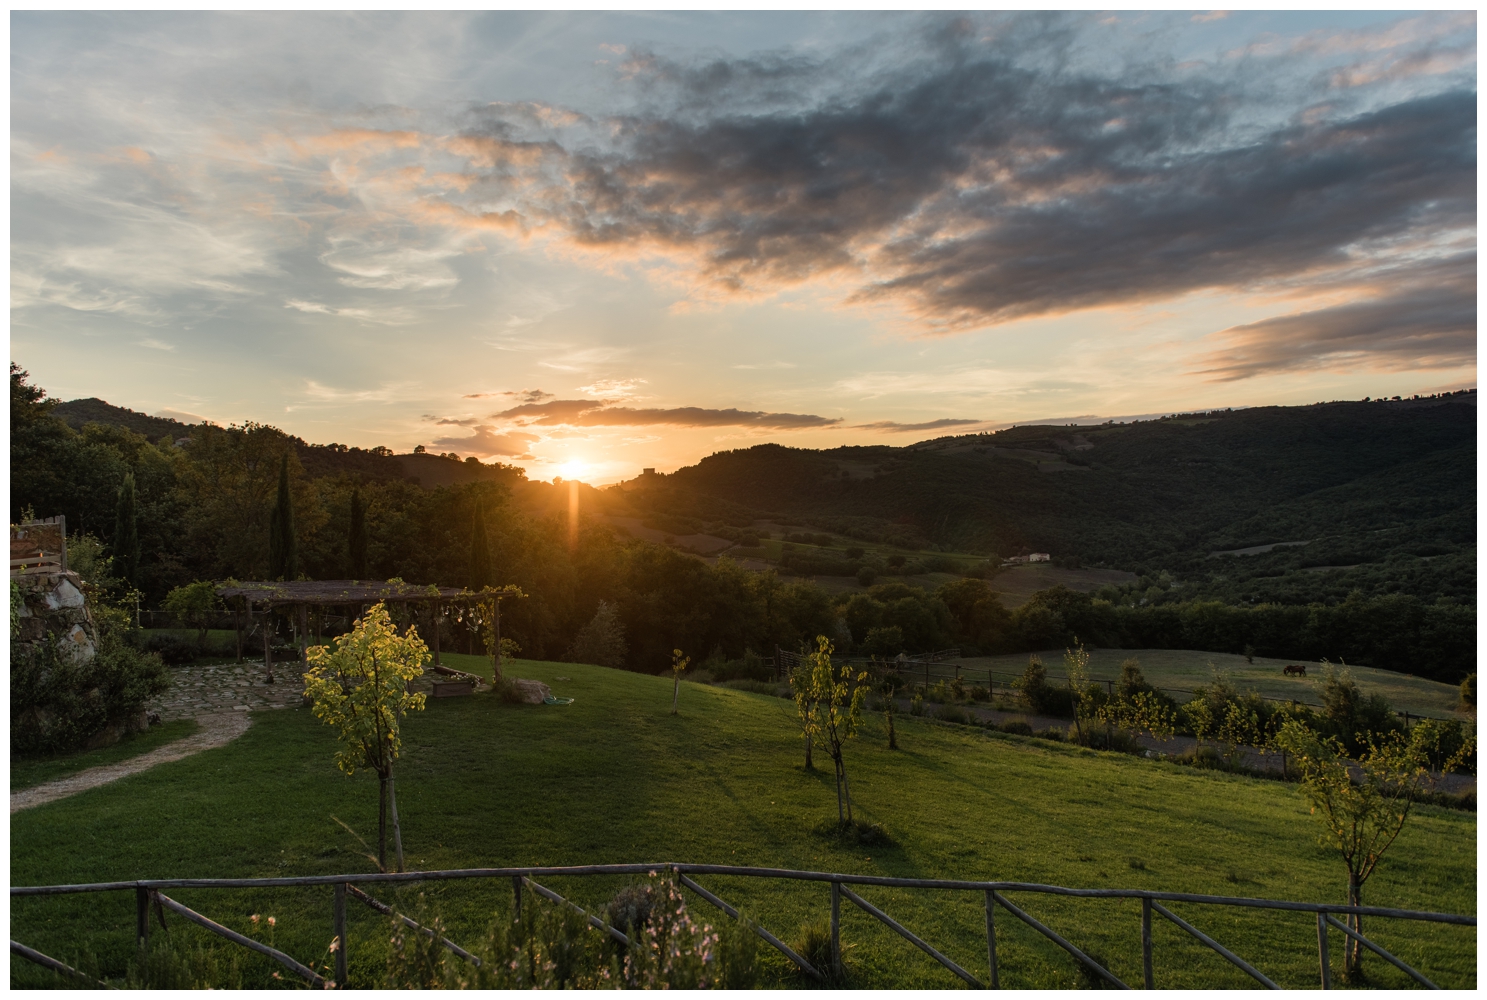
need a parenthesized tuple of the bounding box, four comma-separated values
(12, 11, 1476, 485)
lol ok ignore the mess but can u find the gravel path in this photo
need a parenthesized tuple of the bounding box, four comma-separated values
(11, 662, 308, 814)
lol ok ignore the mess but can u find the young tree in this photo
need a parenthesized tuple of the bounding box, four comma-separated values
(798, 636, 869, 824)
(303, 603, 428, 872)
(1064, 640, 1095, 745)
(1271, 720, 1470, 978)
(473, 585, 526, 681)
(268, 454, 297, 581)
(670, 648, 690, 714)
(112, 471, 140, 588)
(163, 580, 222, 651)
(348, 487, 368, 579)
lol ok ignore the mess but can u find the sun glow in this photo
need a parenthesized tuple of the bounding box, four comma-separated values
(556, 459, 589, 482)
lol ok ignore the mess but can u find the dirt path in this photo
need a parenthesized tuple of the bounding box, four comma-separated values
(11, 712, 252, 813)
(11, 661, 309, 815)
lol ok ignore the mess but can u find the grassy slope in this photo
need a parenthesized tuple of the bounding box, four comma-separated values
(10, 719, 200, 791)
(954, 649, 1468, 720)
(11, 656, 1474, 989)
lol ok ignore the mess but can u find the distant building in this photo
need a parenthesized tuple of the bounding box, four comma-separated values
(1029, 552, 1051, 562)
(1002, 552, 1052, 566)
(642, 468, 655, 475)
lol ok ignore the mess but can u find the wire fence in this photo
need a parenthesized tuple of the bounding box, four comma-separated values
(10, 863, 1472, 989)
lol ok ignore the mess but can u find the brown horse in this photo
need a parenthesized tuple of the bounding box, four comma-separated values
(1283, 664, 1308, 677)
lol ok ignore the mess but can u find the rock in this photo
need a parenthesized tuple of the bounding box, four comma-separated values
(513, 679, 552, 705)
(46, 579, 86, 610)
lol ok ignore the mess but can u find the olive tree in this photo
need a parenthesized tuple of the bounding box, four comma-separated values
(304, 602, 428, 872)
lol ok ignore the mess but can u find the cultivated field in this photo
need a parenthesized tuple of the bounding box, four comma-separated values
(11, 657, 1475, 989)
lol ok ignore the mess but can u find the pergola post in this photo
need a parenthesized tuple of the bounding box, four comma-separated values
(264, 603, 275, 684)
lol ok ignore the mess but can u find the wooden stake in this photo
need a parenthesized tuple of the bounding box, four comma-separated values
(334, 882, 348, 986)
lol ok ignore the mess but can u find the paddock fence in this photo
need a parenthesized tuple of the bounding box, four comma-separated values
(11, 863, 1472, 989)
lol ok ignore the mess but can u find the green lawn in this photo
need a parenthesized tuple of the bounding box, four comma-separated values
(954, 648, 1468, 721)
(11, 719, 200, 791)
(11, 655, 1475, 989)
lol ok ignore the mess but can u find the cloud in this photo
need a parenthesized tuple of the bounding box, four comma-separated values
(493, 398, 841, 429)
(853, 418, 984, 433)
(422, 414, 479, 426)
(431, 424, 540, 459)
(462, 388, 555, 402)
(731, 361, 797, 370)
(578, 377, 647, 398)
(154, 407, 208, 423)
(1192, 11, 1229, 23)
(136, 338, 175, 351)
(413, 18, 1472, 338)
(1196, 255, 1476, 381)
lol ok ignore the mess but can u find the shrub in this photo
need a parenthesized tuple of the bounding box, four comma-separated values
(1000, 720, 1034, 736)
(13, 629, 170, 755)
(909, 693, 924, 716)
(1459, 673, 1475, 713)
(934, 704, 969, 725)
(1035, 727, 1065, 742)
(845, 547, 865, 560)
(1018, 656, 1076, 718)
(969, 685, 989, 702)
(606, 884, 658, 936)
(710, 651, 773, 683)
(856, 567, 877, 586)
(141, 632, 199, 665)
(722, 678, 781, 696)
(792, 920, 845, 986)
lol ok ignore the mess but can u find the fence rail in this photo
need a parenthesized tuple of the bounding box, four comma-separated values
(11, 863, 1471, 990)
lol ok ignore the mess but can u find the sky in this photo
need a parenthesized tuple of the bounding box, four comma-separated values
(10, 11, 1477, 484)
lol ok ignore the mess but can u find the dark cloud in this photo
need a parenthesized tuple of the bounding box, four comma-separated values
(432, 425, 539, 459)
(451, 18, 1473, 347)
(493, 398, 840, 429)
(1197, 255, 1476, 381)
(854, 418, 983, 432)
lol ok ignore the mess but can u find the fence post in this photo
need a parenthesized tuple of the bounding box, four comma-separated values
(334, 882, 347, 986)
(136, 885, 151, 953)
(512, 876, 523, 922)
(984, 889, 999, 989)
(830, 881, 841, 976)
(1316, 911, 1331, 989)
(1141, 897, 1153, 989)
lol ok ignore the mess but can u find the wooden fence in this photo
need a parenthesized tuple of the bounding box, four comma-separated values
(11, 863, 1472, 989)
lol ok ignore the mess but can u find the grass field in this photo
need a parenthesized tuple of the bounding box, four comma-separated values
(11, 655, 1475, 989)
(11, 719, 200, 792)
(953, 648, 1469, 721)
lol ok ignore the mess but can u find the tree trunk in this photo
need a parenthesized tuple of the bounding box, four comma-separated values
(804, 731, 813, 770)
(834, 755, 845, 823)
(842, 763, 854, 823)
(1346, 874, 1362, 976)
(378, 773, 389, 872)
(672, 674, 680, 714)
(389, 770, 405, 874)
(887, 702, 898, 750)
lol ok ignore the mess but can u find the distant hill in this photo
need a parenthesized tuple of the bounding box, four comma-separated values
(613, 393, 1477, 606)
(53, 398, 191, 441)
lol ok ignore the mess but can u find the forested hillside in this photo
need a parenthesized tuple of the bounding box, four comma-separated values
(10, 366, 1475, 679)
(636, 396, 1476, 606)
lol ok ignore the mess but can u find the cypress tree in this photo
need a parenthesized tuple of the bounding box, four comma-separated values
(348, 487, 368, 579)
(112, 471, 140, 587)
(269, 453, 298, 581)
(468, 496, 492, 591)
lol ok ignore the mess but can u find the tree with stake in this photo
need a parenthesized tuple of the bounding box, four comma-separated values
(670, 648, 689, 714)
(475, 584, 526, 682)
(800, 636, 869, 825)
(304, 603, 428, 873)
(348, 487, 368, 579)
(1064, 640, 1095, 745)
(1271, 719, 1473, 979)
(112, 471, 140, 588)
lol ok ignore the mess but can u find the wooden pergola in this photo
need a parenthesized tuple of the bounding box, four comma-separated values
(215, 580, 509, 683)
